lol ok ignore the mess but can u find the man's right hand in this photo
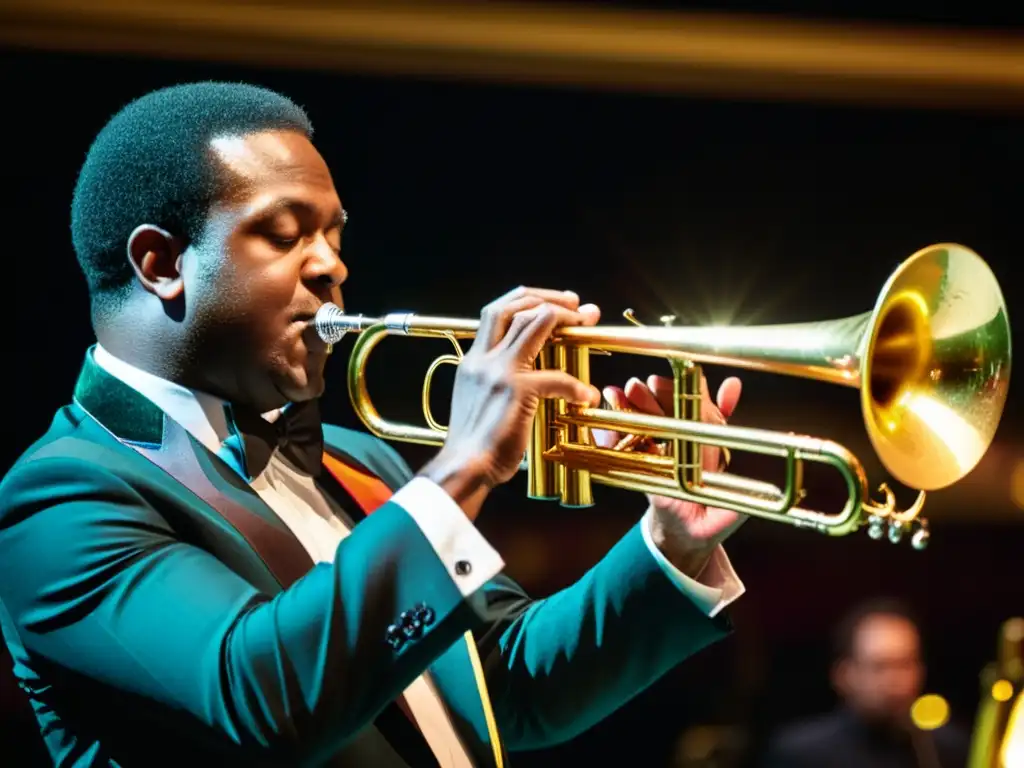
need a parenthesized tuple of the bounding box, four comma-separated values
(421, 286, 601, 519)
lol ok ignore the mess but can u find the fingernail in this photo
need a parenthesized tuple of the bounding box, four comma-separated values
(563, 290, 579, 300)
(579, 303, 599, 314)
(626, 376, 643, 389)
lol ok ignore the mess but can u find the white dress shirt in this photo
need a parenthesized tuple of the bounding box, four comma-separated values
(92, 344, 744, 766)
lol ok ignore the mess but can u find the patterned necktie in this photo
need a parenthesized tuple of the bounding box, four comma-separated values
(219, 399, 325, 480)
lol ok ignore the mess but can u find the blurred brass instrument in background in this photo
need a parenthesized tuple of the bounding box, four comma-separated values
(969, 617, 1024, 768)
(315, 243, 1011, 548)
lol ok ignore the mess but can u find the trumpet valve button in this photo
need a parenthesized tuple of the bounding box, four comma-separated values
(887, 520, 904, 544)
(867, 516, 885, 540)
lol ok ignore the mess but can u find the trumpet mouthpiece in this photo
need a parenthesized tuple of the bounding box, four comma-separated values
(314, 303, 359, 344)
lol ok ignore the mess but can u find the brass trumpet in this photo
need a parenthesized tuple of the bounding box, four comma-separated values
(314, 243, 1011, 548)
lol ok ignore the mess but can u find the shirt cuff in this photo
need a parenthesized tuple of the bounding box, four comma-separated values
(640, 508, 746, 618)
(390, 477, 505, 605)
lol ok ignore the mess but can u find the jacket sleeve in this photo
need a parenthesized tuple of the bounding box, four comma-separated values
(0, 453, 482, 763)
(474, 523, 732, 751)
(328, 426, 734, 751)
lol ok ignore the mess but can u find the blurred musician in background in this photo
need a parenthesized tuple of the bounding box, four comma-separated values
(762, 597, 970, 768)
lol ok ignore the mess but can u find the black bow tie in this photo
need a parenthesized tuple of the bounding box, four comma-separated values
(220, 399, 325, 480)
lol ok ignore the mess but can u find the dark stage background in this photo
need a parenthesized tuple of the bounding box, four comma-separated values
(1, 2, 1021, 764)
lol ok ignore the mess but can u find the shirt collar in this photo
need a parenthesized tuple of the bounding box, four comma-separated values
(92, 344, 281, 454)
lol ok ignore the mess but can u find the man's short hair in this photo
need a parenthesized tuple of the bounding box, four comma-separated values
(832, 597, 921, 661)
(71, 81, 314, 318)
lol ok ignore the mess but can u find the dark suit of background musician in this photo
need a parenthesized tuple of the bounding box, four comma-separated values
(0, 82, 750, 766)
(762, 599, 970, 768)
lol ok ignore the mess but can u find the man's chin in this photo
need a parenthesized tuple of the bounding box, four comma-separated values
(277, 368, 327, 404)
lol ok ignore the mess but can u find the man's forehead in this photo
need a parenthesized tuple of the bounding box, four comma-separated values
(208, 131, 338, 211)
(855, 614, 919, 650)
(209, 130, 330, 184)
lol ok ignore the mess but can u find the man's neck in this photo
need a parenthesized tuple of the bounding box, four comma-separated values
(95, 319, 193, 387)
(845, 706, 913, 743)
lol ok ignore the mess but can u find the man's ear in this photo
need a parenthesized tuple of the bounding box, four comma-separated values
(126, 224, 185, 301)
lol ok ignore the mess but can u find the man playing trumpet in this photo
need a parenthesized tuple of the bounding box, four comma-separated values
(0, 82, 746, 766)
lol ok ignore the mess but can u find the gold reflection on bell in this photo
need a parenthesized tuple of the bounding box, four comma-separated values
(857, 244, 1009, 492)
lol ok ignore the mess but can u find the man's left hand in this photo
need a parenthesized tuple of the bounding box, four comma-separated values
(592, 373, 745, 578)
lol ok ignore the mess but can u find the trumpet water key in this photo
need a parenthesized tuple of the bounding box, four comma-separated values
(313, 243, 1011, 549)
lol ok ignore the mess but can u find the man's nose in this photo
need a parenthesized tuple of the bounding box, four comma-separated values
(306, 236, 348, 288)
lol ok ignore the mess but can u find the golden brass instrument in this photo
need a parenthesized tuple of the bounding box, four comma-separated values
(314, 243, 1011, 547)
(969, 617, 1024, 768)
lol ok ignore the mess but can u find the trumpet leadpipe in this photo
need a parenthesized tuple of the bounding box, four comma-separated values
(313, 304, 479, 344)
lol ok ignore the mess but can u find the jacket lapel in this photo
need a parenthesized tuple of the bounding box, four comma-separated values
(70, 351, 456, 765)
(72, 348, 314, 591)
(321, 448, 506, 768)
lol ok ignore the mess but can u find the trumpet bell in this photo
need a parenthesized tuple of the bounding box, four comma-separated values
(861, 243, 1011, 491)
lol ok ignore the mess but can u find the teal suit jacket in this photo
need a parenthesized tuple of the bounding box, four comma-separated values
(0, 351, 731, 766)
